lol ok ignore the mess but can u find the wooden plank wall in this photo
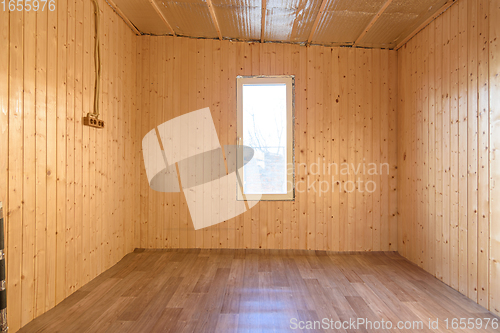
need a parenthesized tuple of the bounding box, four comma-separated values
(136, 37, 399, 252)
(489, 0, 500, 317)
(0, 1, 139, 331)
(397, 0, 500, 316)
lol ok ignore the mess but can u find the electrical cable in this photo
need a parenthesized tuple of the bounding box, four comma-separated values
(91, 0, 101, 119)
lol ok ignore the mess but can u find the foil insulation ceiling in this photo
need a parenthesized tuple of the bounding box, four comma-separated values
(155, 0, 219, 38)
(356, 0, 450, 48)
(312, 0, 388, 45)
(110, 0, 455, 49)
(263, 0, 323, 42)
(211, 0, 261, 41)
(111, 0, 172, 34)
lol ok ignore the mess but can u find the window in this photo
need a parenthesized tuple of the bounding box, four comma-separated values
(236, 76, 294, 201)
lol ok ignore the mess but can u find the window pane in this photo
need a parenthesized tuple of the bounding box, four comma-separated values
(242, 84, 287, 194)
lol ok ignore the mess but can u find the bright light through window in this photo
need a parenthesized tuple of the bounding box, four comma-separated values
(237, 76, 294, 200)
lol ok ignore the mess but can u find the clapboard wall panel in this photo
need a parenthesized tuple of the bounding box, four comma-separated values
(0, 1, 138, 331)
(397, 0, 500, 316)
(136, 37, 399, 252)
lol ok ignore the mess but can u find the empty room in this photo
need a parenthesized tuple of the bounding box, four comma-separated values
(1, 0, 500, 331)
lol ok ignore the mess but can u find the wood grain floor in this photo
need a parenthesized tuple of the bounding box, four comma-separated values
(19, 249, 499, 333)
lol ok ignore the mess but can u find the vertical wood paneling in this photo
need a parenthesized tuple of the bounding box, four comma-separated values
(441, 9, 451, 285)
(22, 5, 36, 327)
(428, 20, 436, 276)
(363, 49, 373, 252)
(458, 0, 468, 296)
(0, 5, 8, 323)
(476, 0, 489, 309)
(8, 8, 24, 331)
(138, 38, 398, 254)
(74, 0, 84, 294)
(398, 0, 499, 316)
(315, 46, 324, 251)
(133, 35, 142, 250)
(34, 3, 48, 317)
(46, 0, 58, 311)
(180, 37, 189, 249)
(347, 48, 357, 251)
(421, 26, 430, 271)
(203, 38, 212, 248)
(1, 2, 138, 331)
(489, 0, 500, 316)
(380, 50, 389, 251)
(372, 49, 381, 253)
(410, 37, 417, 264)
(55, 0, 68, 304)
(231, 42, 240, 248)
(339, 48, 348, 251)
(139, 36, 149, 248)
(416, 32, 422, 267)
(381, 47, 398, 252)
(355, 49, 364, 251)
(467, 0, 479, 302)
(449, 2, 460, 291)
(0, 8, 8, 332)
(65, 0, 76, 297)
(330, 48, 340, 252)
(81, 0, 90, 285)
(195, 38, 204, 248)
(296, 45, 307, 250)
(397, 44, 404, 256)
(435, 16, 444, 280)
(311, 47, 327, 250)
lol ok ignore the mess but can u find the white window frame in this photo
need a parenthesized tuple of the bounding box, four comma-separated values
(236, 75, 295, 201)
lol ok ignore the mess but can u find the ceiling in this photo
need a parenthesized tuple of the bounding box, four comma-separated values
(107, 0, 455, 49)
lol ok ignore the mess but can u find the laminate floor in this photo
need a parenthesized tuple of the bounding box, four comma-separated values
(18, 249, 499, 332)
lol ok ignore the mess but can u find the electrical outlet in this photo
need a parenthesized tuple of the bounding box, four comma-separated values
(83, 114, 105, 129)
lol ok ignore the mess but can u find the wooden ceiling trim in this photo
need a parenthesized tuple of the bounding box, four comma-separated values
(395, 0, 456, 49)
(206, 0, 223, 40)
(104, 0, 141, 35)
(261, 0, 266, 42)
(307, 0, 329, 45)
(148, 0, 176, 36)
(353, 0, 392, 47)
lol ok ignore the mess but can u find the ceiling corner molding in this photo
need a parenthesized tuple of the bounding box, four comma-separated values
(261, 0, 266, 43)
(353, 0, 392, 47)
(148, 0, 176, 36)
(104, 0, 141, 35)
(395, 0, 457, 50)
(206, 0, 223, 40)
(307, 0, 329, 45)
